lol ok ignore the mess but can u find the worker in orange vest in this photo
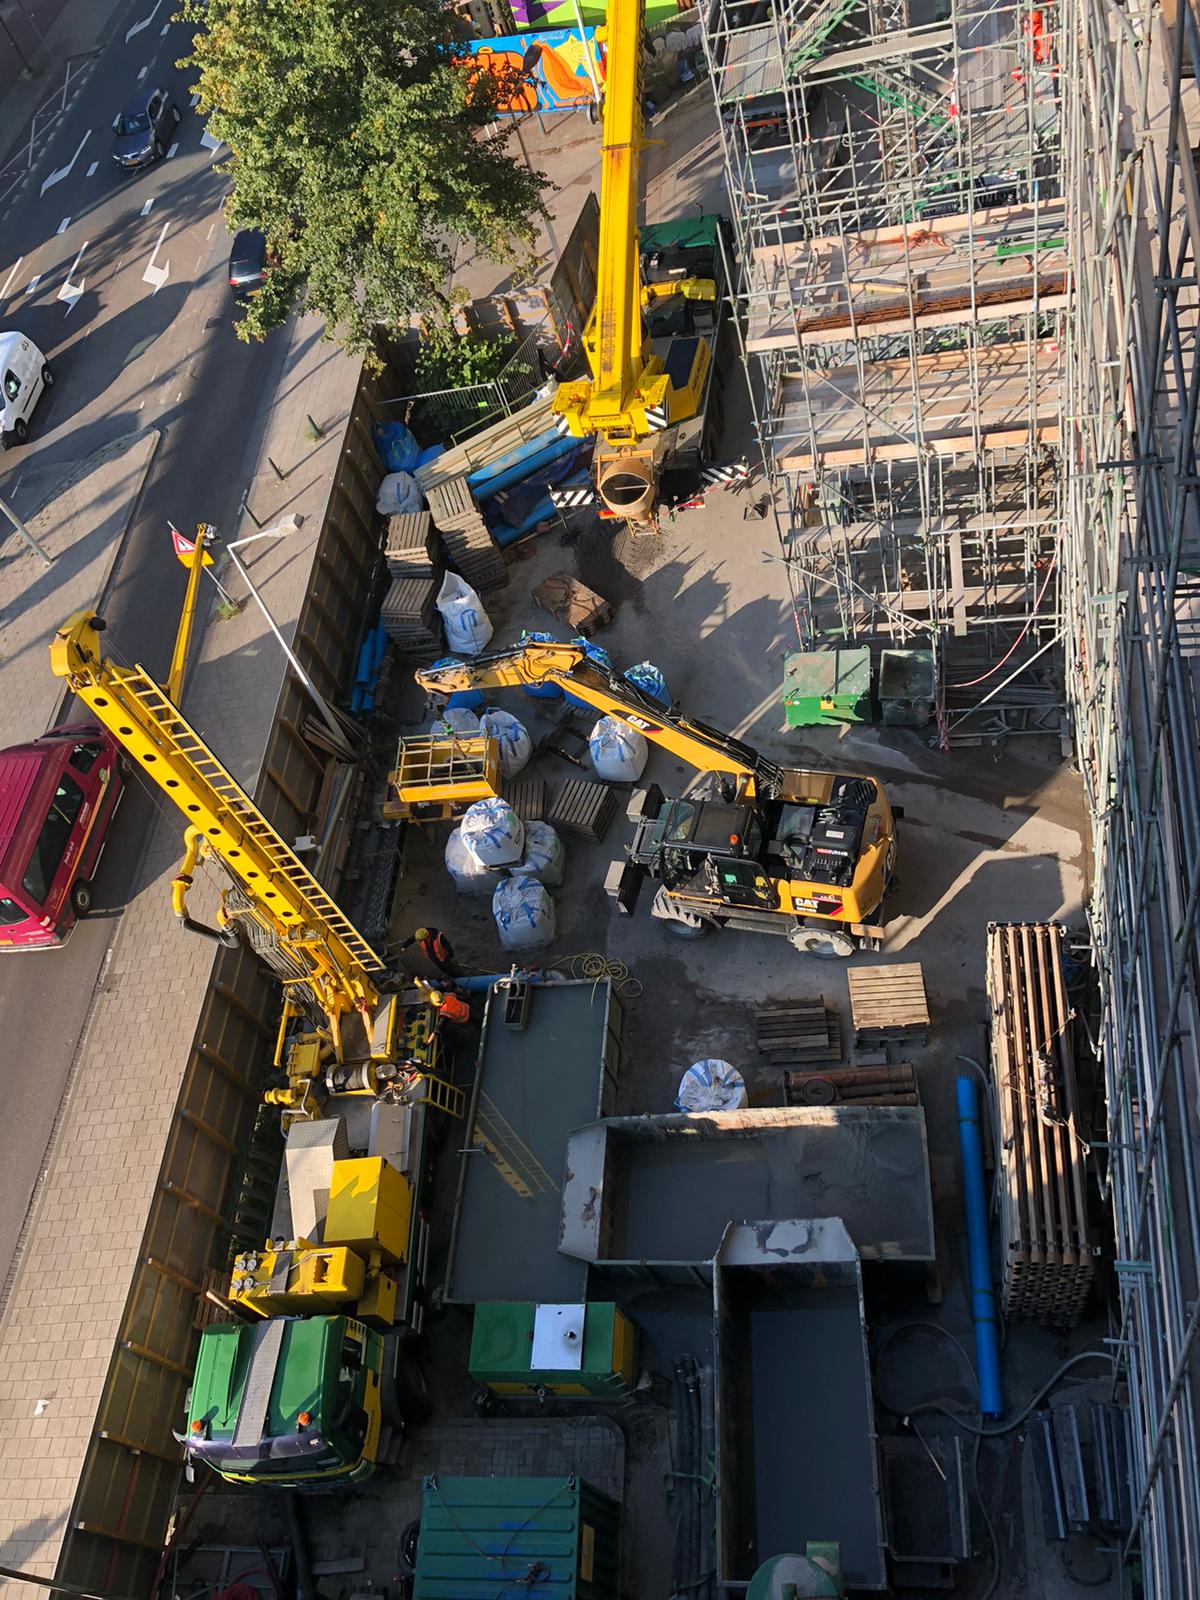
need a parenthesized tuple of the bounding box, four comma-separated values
(399, 925, 457, 977)
(415, 979, 472, 1026)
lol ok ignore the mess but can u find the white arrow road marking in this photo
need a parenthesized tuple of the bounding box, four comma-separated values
(1, 258, 23, 298)
(40, 129, 91, 197)
(57, 242, 88, 314)
(142, 222, 170, 292)
(125, 1, 162, 43)
(200, 130, 223, 154)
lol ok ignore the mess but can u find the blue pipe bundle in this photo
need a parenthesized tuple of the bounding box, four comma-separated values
(956, 1075, 1004, 1418)
(350, 621, 388, 714)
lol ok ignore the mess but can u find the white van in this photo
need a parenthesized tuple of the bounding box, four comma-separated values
(0, 331, 53, 450)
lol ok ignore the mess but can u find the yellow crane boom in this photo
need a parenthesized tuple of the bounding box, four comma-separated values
(50, 607, 388, 1062)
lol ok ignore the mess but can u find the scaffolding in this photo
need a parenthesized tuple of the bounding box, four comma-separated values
(701, 0, 1065, 738)
(1061, 0, 1200, 1590)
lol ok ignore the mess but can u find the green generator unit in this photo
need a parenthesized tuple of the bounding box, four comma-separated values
(878, 648, 936, 728)
(783, 649, 872, 727)
(413, 1475, 620, 1599)
(469, 1302, 636, 1398)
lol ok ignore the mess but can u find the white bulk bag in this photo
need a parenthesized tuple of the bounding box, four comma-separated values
(589, 715, 649, 782)
(376, 471, 422, 517)
(480, 708, 532, 778)
(431, 707, 482, 738)
(676, 1059, 747, 1113)
(460, 797, 524, 867)
(445, 826, 497, 896)
(509, 820, 565, 888)
(436, 571, 494, 656)
(492, 874, 557, 952)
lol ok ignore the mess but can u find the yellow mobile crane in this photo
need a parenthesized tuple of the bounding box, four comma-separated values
(49, 528, 440, 1113)
(417, 644, 899, 958)
(553, 0, 718, 522)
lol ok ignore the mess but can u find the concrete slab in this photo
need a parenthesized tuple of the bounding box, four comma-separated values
(0, 427, 159, 748)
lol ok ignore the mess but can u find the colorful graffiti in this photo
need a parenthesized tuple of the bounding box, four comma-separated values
(467, 28, 605, 114)
(509, 0, 688, 27)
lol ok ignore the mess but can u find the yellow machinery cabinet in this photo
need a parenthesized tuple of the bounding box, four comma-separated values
(229, 1245, 365, 1317)
(326, 1157, 413, 1266)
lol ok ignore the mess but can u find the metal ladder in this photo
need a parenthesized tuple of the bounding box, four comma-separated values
(231, 1318, 286, 1448)
(787, 0, 861, 72)
(122, 666, 383, 973)
(474, 1094, 557, 1198)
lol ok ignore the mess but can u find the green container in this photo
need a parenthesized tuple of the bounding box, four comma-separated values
(878, 648, 936, 728)
(469, 1302, 636, 1398)
(413, 1476, 621, 1600)
(783, 648, 873, 727)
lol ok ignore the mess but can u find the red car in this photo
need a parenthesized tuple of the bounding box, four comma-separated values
(0, 725, 125, 950)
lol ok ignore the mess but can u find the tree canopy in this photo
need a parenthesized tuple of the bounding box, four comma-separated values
(178, 0, 546, 354)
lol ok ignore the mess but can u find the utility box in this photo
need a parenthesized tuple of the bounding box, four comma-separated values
(878, 648, 936, 728)
(413, 1476, 620, 1599)
(469, 1302, 636, 1398)
(325, 1157, 412, 1265)
(783, 649, 872, 727)
(228, 1245, 366, 1315)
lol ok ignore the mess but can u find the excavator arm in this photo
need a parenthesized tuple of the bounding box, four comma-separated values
(415, 643, 779, 799)
(50, 608, 387, 1059)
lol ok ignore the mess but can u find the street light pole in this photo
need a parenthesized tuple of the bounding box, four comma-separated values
(0, 490, 53, 565)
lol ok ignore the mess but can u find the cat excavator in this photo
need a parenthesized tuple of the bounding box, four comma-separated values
(552, 0, 722, 523)
(417, 643, 899, 958)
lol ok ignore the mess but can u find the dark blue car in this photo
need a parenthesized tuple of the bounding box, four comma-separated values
(113, 86, 180, 169)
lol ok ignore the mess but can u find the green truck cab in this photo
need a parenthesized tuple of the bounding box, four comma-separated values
(182, 1315, 417, 1489)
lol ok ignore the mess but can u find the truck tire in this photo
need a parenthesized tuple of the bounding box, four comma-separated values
(13, 417, 28, 443)
(789, 927, 856, 959)
(71, 878, 94, 917)
(397, 1519, 421, 1578)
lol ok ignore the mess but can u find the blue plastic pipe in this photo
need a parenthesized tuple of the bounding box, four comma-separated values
(956, 1076, 1004, 1418)
(471, 434, 585, 501)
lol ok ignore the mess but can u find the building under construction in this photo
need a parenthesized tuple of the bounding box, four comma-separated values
(700, 0, 1200, 1588)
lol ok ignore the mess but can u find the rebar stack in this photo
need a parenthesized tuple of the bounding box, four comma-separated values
(986, 923, 1093, 1327)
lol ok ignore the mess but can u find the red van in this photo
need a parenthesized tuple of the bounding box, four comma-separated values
(0, 724, 125, 950)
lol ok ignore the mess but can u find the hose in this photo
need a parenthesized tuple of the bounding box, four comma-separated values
(550, 952, 644, 999)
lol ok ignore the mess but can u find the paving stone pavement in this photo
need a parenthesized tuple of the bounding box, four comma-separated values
(0, 428, 159, 749)
(0, 314, 364, 1600)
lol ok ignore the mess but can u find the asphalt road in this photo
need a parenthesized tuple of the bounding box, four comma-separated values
(0, 0, 295, 1292)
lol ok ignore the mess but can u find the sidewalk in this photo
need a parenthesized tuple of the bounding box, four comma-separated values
(0, 312, 365, 1600)
(0, 428, 159, 749)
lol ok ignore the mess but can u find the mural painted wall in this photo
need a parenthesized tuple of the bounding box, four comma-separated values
(509, 0, 690, 28)
(467, 28, 605, 113)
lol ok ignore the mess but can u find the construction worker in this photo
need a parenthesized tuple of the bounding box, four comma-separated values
(398, 925, 457, 977)
(415, 978, 472, 1026)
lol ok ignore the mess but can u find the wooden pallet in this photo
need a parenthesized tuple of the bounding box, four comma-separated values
(848, 962, 930, 1046)
(783, 1062, 918, 1107)
(988, 922, 1094, 1329)
(547, 777, 618, 842)
(754, 998, 841, 1063)
(503, 774, 547, 822)
(383, 511, 439, 577)
(533, 571, 613, 635)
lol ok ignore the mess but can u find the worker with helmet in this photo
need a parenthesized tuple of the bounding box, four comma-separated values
(398, 925, 457, 978)
(415, 977, 472, 1026)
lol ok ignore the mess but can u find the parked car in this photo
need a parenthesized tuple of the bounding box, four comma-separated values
(228, 229, 268, 297)
(0, 726, 125, 949)
(113, 85, 180, 169)
(0, 330, 53, 449)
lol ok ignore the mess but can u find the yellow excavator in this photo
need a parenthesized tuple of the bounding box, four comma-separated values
(49, 525, 451, 1116)
(553, 0, 719, 522)
(417, 644, 899, 958)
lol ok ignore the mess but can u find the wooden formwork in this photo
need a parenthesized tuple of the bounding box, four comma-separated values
(987, 922, 1094, 1328)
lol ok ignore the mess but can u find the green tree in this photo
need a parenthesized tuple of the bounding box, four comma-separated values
(178, 0, 545, 356)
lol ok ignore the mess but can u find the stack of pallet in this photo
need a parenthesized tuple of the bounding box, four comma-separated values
(424, 476, 507, 593)
(988, 922, 1094, 1328)
(848, 963, 930, 1049)
(547, 777, 618, 841)
(784, 1062, 918, 1107)
(753, 998, 840, 1065)
(384, 511, 441, 582)
(380, 575, 442, 655)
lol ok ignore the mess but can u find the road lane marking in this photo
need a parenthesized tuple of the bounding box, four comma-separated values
(56, 216, 71, 234)
(1, 258, 23, 297)
(57, 242, 88, 313)
(86, 161, 98, 177)
(141, 197, 154, 216)
(167, 142, 178, 158)
(206, 221, 215, 239)
(136, 65, 148, 82)
(40, 129, 91, 196)
(142, 222, 170, 291)
(160, 21, 170, 34)
(25, 274, 41, 294)
(125, 1, 162, 43)
(200, 130, 223, 154)
(189, 93, 199, 107)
